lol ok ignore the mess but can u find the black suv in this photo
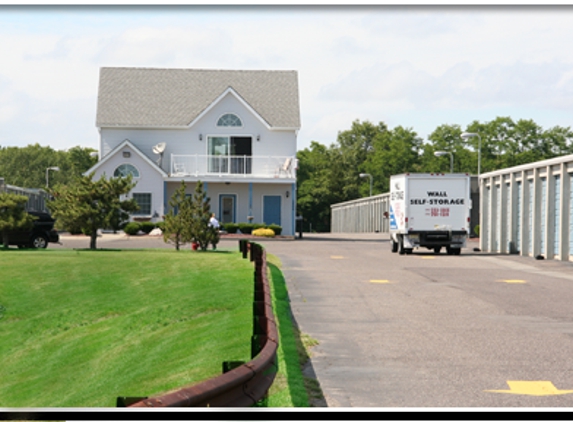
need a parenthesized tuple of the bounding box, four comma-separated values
(3, 211, 60, 249)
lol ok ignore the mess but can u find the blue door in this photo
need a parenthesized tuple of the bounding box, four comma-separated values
(263, 195, 281, 226)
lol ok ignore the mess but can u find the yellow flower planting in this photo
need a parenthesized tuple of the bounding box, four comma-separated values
(252, 228, 275, 237)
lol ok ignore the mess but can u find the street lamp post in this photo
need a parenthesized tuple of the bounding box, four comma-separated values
(460, 132, 482, 177)
(359, 173, 373, 197)
(46, 166, 60, 189)
(434, 151, 454, 173)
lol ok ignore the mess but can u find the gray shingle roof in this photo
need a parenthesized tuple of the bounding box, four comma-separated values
(96, 67, 300, 129)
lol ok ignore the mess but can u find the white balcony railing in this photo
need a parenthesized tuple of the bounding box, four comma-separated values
(170, 154, 296, 179)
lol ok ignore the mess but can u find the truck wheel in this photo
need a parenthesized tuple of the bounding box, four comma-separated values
(433, 247, 441, 254)
(398, 236, 405, 255)
(391, 239, 398, 253)
(454, 248, 461, 255)
(446, 246, 454, 255)
(405, 248, 413, 255)
(31, 234, 48, 249)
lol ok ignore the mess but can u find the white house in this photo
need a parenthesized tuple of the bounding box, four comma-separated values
(87, 67, 300, 235)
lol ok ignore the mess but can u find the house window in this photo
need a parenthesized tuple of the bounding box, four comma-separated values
(114, 163, 139, 178)
(132, 193, 152, 215)
(217, 113, 242, 127)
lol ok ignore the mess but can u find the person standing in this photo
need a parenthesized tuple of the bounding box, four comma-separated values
(209, 213, 220, 230)
(208, 213, 220, 250)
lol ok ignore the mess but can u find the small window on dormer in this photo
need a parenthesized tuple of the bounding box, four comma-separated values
(114, 163, 140, 178)
(217, 113, 242, 127)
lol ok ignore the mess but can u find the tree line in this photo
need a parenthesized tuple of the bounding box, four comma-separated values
(0, 143, 97, 188)
(296, 117, 573, 232)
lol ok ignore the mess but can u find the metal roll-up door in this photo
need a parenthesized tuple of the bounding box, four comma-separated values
(554, 175, 561, 255)
(496, 184, 502, 252)
(505, 182, 511, 252)
(540, 177, 547, 255)
(528, 179, 534, 255)
(569, 175, 573, 256)
(483, 186, 490, 250)
(516, 181, 522, 252)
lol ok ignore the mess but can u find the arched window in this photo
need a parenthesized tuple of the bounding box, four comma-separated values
(114, 163, 140, 178)
(217, 113, 242, 127)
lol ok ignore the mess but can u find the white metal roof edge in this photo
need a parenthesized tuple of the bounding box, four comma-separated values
(479, 153, 573, 179)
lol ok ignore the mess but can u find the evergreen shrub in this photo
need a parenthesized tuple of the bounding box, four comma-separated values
(123, 222, 141, 236)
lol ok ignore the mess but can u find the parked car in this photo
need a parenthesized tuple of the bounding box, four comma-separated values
(3, 211, 60, 249)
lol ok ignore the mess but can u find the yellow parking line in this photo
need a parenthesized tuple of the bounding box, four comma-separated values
(330, 255, 344, 260)
(486, 381, 573, 396)
(498, 279, 527, 284)
(370, 280, 391, 284)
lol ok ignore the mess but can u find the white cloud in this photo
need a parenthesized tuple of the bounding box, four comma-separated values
(1, 6, 573, 152)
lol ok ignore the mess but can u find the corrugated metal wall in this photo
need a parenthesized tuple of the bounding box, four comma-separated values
(0, 177, 49, 212)
(480, 154, 573, 260)
(330, 193, 391, 233)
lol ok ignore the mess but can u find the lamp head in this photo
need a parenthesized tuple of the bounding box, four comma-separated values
(461, 132, 477, 139)
(434, 151, 447, 157)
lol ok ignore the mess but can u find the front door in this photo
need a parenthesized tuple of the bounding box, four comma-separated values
(220, 194, 236, 224)
(263, 195, 281, 226)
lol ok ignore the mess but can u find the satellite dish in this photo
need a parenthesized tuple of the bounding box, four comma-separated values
(153, 142, 166, 155)
(153, 142, 166, 167)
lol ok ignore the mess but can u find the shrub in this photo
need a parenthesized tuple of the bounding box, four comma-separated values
(139, 222, 156, 234)
(268, 224, 282, 235)
(224, 223, 239, 234)
(474, 225, 480, 237)
(123, 222, 141, 236)
(238, 223, 254, 234)
(155, 221, 165, 231)
(253, 228, 275, 238)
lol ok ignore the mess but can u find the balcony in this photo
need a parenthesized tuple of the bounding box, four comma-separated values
(170, 154, 296, 179)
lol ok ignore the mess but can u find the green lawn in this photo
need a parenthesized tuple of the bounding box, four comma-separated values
(0, 249, 255, 407)
(0, 246, 321, 408)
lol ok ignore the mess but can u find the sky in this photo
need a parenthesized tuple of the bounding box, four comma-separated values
(1, 4, 573, 152)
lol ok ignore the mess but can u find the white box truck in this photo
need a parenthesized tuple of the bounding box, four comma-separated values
(389, 173, 471, 255)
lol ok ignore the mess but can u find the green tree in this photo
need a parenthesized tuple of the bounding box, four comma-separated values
(362, 125, 423, 193)
(421, 124, 474, 174)
(47, 172, 139, 249)
(460, 118, 573, 174)
(189, 181, 219, 251)
(297, 121, 421, 232)
(0, 144, 97, 189)
(336, 120, 388, 199)
(0, 193, 36, 248)
(296, 142, 343, 232)
(162, 181, 193, 251)
(542, 125, 573, 158)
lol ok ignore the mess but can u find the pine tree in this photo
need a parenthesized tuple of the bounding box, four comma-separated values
(47, 172, 138, 249)
(162, 181, 193, 251)
(0, 193, 36, 248)
(189, 181, 219, 251)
